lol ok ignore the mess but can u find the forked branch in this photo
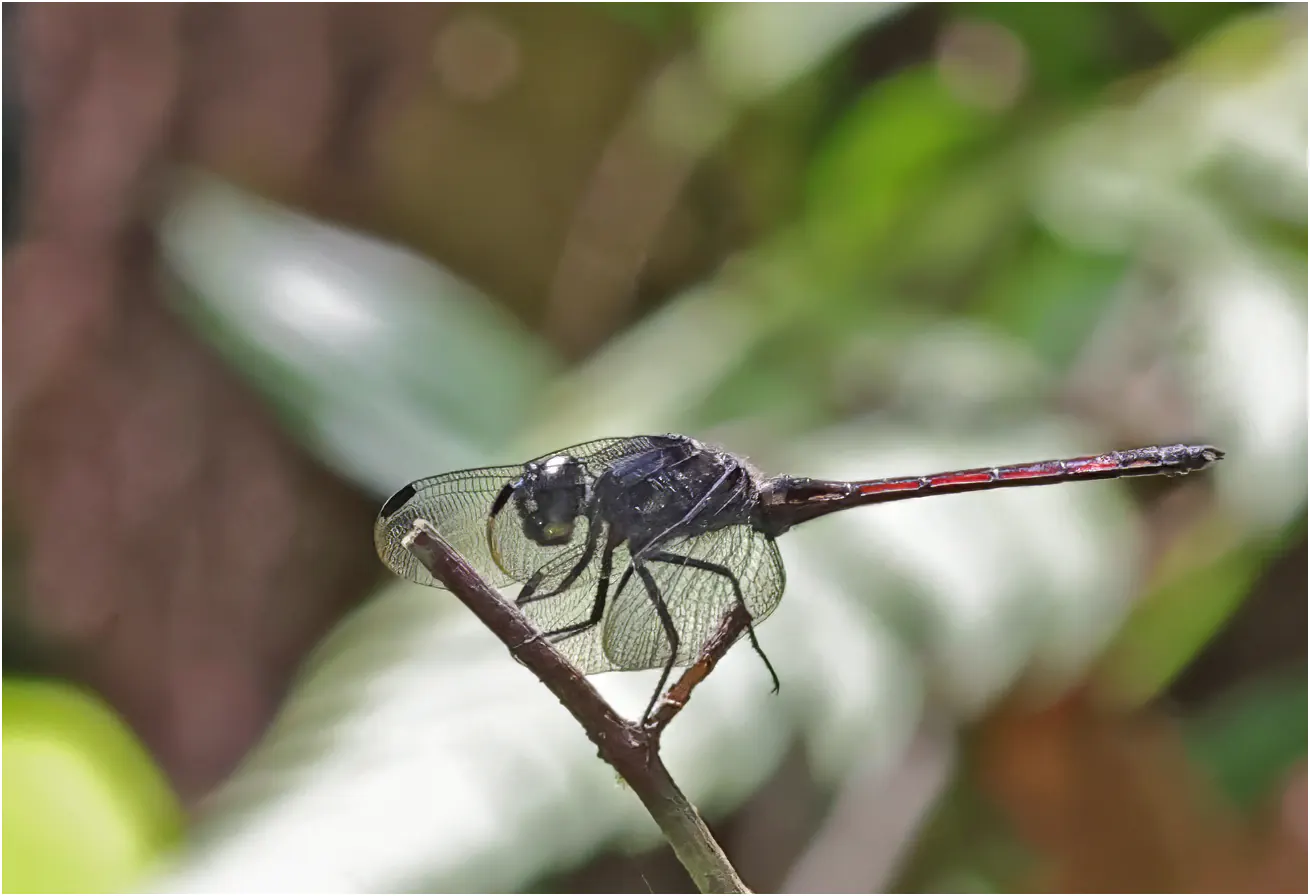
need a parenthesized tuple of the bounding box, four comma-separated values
(401, 519, 749, 894)
(645, 603, 753, 732)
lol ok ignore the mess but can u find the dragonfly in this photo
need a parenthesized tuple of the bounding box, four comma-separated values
(374, 435, 1223, 721)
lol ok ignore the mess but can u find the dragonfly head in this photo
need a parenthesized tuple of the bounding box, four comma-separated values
(515, 454, 588, 547)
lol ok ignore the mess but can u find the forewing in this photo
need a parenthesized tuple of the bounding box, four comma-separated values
(531, 435, 685, 476)
(374, 464, 524, 588)
(374, 438, 677, 590)
(599, 527, 786, 671)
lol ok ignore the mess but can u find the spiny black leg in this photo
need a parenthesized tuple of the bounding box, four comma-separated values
(516, 548, 591, 606)
(547, 563, 633, 642)
(516, 568, 548, 604)
(635, 562, 680, 724)
(647, 550, 780, 694)
(542, 541, 616, 643)
(517, 512, 601, 607)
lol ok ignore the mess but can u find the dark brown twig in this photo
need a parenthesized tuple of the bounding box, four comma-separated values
(401, 519, 749, 894)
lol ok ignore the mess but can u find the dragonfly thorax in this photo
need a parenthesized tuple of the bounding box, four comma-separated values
(594, 438, 759, 555)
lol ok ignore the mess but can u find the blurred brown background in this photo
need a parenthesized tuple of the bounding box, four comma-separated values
(4, 3, 1305, 893)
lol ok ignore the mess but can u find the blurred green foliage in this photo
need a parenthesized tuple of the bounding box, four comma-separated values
(1106, 521, 1300, 706)
(1186, 668, 1307, 810)
(3, 680, 183, 893)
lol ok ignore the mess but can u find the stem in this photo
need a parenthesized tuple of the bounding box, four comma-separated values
(645, 604, 751, 734)
(401, 519, 749, 894)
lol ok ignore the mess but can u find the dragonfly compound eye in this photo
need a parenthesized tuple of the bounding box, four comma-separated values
(516, 454, 587, 547)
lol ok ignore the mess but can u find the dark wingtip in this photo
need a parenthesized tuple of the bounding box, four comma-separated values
(1194, 445, 1225, 466)
(379, 483, 417, 520)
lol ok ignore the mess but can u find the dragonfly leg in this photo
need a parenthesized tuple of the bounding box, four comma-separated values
(646, 550, 780, 694)
(635, 562, 680, 724)
(517, 511, 602, 607)
(541, 541, 619, 643)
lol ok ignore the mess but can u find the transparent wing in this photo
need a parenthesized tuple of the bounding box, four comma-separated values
(374, 436, 682, 590)
(374, 465, 525, 588)
(598, 527, 786, 672)
(529, 435, 687, 477)
(516, 536, 634, 675)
